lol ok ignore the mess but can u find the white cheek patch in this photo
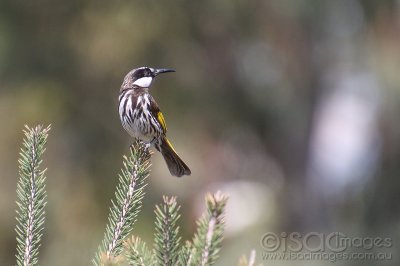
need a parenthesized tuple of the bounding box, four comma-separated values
(133, 77, 153, 87)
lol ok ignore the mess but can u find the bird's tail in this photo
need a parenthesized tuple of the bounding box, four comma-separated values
(159, 137, 191, 177)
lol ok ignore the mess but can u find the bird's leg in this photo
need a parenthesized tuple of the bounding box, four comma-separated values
(129, 139, 151, 155)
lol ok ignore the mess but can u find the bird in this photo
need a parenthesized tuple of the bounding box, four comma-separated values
(118, 67, 191, 177)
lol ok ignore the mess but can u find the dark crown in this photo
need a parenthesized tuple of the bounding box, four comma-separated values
(121, 67, 175, 90)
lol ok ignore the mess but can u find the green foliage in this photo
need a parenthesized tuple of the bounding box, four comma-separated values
(124, 192, 228, 266)
(154, 196, 181, 266)
(190, 192, 228, 266)
(15, 125, 50, 266)
(93, 140, 151, 266)
(124, 236, 155, 266)
(178, 241, 194, 265)
(13, 127, 233, 266)
(238, 250, 262, 266)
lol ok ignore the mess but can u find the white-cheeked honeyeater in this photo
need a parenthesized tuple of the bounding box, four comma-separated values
(118, 67, 191, 177)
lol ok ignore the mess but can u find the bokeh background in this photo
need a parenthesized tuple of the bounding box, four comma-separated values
(0, 0, 399, 265)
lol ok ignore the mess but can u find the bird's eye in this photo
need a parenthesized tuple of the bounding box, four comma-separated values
(137, 70, 146, 77)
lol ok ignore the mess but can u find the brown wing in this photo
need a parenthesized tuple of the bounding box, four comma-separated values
(149, 96, 167, 135)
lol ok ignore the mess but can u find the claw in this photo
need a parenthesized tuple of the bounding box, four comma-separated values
(144, 143, 151, 150)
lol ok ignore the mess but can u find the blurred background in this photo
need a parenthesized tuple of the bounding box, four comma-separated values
(0, 0, 399, 265)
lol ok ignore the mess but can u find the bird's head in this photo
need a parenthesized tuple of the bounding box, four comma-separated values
(121, 67, 175, 89)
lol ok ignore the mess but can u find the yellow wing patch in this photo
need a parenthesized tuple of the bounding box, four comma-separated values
(165, 137, 178, 154)
(157, 111, 167, 133)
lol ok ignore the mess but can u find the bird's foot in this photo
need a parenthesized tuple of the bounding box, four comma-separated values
(144, 142, 151, 151)
(129, 140, 150, 153)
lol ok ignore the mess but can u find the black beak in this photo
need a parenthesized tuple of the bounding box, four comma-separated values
(153, 68, 175, 76)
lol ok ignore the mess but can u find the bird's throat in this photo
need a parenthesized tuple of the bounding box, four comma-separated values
(133, 77, 153, 88)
